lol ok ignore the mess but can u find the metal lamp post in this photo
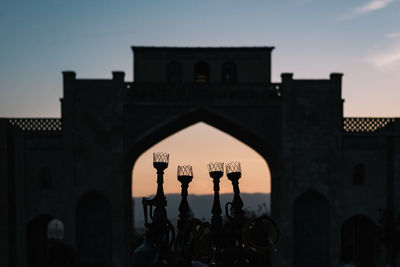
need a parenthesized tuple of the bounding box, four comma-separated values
(226, 162, 244, 219)
(177, 165, 193, 230)
(208, 162, 224, 232)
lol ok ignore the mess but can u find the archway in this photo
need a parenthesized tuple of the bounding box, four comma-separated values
(26, 214, 53, 267)
(131, 121, 271, 229)
(294, 189, 330, 267)
(125, 108, 282, 246)
(125, 108, 282, 180)
(76, 191, 112, 267)
(341, 215, 378, 266)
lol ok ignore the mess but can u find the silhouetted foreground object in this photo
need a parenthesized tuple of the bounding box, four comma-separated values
(133, 152, 175, 266)
(133, 154, 278, 267)
(177, 165, 194, 230)
(4, 46, 400, 267)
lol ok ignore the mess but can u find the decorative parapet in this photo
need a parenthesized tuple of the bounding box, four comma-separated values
(343, 117, 396, 133)
(8, 118, 62, 132)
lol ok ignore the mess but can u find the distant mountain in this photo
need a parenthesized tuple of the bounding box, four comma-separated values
(133, 193, 270, 231)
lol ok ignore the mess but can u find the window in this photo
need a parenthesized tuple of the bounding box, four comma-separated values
(194, 61, 209, 83)
(222, 62, 236, 83)
(40, 167, 52, 190)
(47, 219, 64, 240)
(352, 163, 365, 185)
(167, 61, 182, 83)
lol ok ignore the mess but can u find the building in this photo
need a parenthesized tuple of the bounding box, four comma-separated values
(1, 46, 399, 267)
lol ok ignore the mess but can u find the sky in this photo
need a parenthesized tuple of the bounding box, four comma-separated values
(1, 0, 400, 195)
(132, 122, 270, 197)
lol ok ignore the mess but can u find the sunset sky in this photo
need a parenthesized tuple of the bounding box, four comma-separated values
(131, 122, 270, 197)
(1, 1, 400, 196)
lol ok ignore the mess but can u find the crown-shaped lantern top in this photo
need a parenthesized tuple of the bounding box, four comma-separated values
(226, 162, 242, 180)
(177, 165, 193, 177)
(226, 162, 241, 174)
(153, 152, 169, 170)
(208, 162, 224, 179)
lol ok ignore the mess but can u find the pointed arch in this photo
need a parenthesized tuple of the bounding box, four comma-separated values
(124, 107, 282, 180)
(26, 214, 54, 267)
(341, 214, 378, 266)
(294, 189, 330, 267)
(194, 61, 209, 83)
(221, 61, 237, 83)
(76, 191, 112, 267)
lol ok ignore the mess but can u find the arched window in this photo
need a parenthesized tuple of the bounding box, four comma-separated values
(353, 163, 365, 185)
(40, 167, 52, 190)
(47, 219, 64, 240)
(194, 61, 209, 83)
(167, 61, 182, 83)
(221, 62, 236, 83)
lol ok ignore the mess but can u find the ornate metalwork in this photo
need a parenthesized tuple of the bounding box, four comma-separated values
(8, 118, 62, 131)
(134, 157, 280, 267)
(343, 117, 395, 133)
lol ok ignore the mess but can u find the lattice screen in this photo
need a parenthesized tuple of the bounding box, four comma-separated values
(343, 117, 395, 132)
(8, 118, 62, 131)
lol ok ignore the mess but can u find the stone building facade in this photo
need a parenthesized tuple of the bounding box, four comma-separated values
(1, 46, 399, 267)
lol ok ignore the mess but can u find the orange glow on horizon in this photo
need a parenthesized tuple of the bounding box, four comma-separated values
(132, 122, 270, 197)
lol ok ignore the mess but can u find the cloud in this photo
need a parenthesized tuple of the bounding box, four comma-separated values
(366, 46, 400, 68)
(386, 32, 400, 39)
(338, 0, 393, 21)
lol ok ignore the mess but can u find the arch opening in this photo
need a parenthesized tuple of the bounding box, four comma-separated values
(26, 214, 54, 267)
(194, 61, 209, 83)
(125, 108, 282, 235)
(294, 189, 330, 267)
(26, 215, 68, 267)
(76, 191, 112, 267)
(341, 215, 378, 266)
(221, 61, 236, 83)
(127, 108, 281, 233)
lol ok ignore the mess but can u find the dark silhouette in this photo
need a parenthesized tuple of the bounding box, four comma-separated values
(2, 46, 400, 267)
